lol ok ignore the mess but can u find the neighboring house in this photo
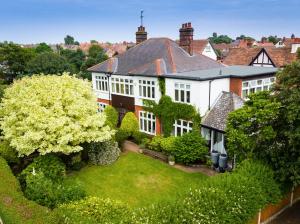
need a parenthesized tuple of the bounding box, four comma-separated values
(275, 36, 300, 48)
(223, 47, 297, 68)
(88, 23, 278, 154)
(212, 43, 231, 59)
(192, 39, 218, 60)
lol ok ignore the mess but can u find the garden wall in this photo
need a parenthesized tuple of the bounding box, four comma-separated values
(250, 185, 300, 224)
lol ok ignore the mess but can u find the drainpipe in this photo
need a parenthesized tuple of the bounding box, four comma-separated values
(208, 80, 212, 110)
(105, 73, 112, 105)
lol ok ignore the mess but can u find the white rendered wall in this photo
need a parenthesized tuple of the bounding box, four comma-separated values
(291, 44, 300, 53)
(165, 78, 230, 116)
(202, 42, 218, 61)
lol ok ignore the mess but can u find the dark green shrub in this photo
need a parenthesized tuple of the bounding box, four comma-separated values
(55, 197, 132, 224)
(18, 154, 65, 188)
(0, 140, 19, 164)
(171, 132, 208, 164)
(115, 128, 130, 146)
(139, 138, 151, 149)
(65, 152, 85, 171)
(132, 131, 148, 145)
(87, 141, 120, 165)
(24, 172, 85, 209)
(0, 157, 57, 224)
(103, 105, 119, 129)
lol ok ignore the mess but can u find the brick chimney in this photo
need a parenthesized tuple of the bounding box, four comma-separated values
(179, 22, 194, 55)
(136, 26, 147, 44)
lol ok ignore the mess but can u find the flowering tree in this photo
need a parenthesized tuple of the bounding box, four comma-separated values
(0, 74, 113, 156)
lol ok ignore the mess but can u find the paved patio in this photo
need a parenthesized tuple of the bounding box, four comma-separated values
(269, 200, 300, 224)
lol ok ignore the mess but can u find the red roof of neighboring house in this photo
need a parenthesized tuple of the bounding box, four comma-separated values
(223, 47, 297, 67)
(254, 42, 275, 47)
(192, 39, 209, 54)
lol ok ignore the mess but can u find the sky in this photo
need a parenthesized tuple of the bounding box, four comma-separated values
(0, 0, 299, 44)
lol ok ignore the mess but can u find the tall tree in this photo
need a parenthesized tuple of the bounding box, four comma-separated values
(35, 43, 53, 54)
(26, 52, 75, 75)
(267, 35, 280, 45)
(0, 74, 113, 156)
(80, 45, 108, 80)
(64, 35, 75, 45)
(0, 42, 36, 81)
(226, 62, 300, 188)
(60, 49, 85, 72)
(236, 35, 255, 41)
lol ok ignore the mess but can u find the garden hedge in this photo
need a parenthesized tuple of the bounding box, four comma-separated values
(0, 156, 56, 224)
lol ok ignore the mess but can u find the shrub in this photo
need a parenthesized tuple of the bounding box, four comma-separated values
(147, 135, 164, 152)
(103, 105, 119, 129)
(115, 128, 130, 146)
(0, 140, 19, 164)
(87, 141, 121, 165)
(177, 160, 282, 224)
(160, 136, 176, 153)
(139, 138, 151, 149)
(18, 154, 66, 188)
(0, 156, 57, 224)
(24, 172, 85, 209)
(120, 112, 139, 136)
(132, 131, 148, 145)
(55, 197, 132, 224)
(171, 132, 208, 164)
(65, 152, 85, 171)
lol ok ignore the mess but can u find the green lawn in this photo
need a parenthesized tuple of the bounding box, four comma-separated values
(68, 152, 208, 207)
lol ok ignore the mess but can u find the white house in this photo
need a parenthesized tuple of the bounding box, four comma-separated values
(88, 28, 278, 154)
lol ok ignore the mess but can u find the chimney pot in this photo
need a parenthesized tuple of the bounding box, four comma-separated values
(188, 22, 191, 27)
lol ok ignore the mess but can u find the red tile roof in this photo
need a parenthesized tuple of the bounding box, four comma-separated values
(223, 47, 297, 68)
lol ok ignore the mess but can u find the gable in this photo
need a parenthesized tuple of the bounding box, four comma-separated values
(250, 49, 275, 67)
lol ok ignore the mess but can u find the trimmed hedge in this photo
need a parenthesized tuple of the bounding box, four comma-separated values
(103, 105, 118, 129)
(87, 141, 121, 165)
(0, 156, 57, 224)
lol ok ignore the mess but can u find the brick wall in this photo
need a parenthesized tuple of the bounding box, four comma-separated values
(230, 78, 243, 96)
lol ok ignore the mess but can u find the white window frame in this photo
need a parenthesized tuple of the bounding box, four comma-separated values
(95, 75, 108, 92)
(139, 111, 156, 135)
(111, 77, 134, 96)
(173, 119, 193, 136)
(242, 77, 275, 98)
(97, 102, 107, 113)
(138, 80, 156, 99)
(174, 83, 191, 103)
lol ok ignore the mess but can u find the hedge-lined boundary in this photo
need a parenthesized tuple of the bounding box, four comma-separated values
(0, 157, 56, 224)
(250, 185, 300, 224)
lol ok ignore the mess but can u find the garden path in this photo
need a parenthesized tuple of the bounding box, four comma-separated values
(122, 140, 217, 176)
(269, 200, 300, 224)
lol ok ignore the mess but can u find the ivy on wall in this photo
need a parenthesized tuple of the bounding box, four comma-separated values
(158, 77, 166, 96)
(144, 96, 201, 137)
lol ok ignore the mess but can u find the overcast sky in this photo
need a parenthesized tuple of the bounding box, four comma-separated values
(1, 0, 299, 44)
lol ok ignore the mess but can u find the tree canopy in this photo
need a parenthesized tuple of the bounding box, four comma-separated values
(26, 52, 75, 75)
(226, 62, 300, 187)
(64, 35, 75, 45)
(60, 49, 85, 72)
(35, 43, 53, 54)
(209, 33, 232, 44)
(0, 74, 114, 156)
(0, 42, 36, 81)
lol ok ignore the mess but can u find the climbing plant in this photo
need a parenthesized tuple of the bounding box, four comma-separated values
(158, 77, 166, 96)
(143, 95, 201, 137)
